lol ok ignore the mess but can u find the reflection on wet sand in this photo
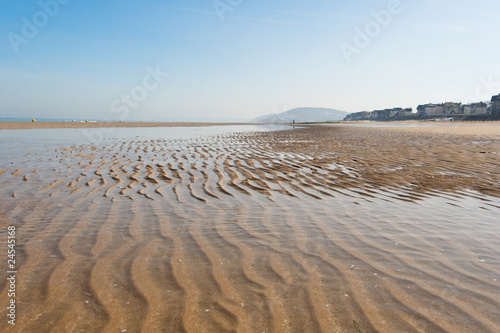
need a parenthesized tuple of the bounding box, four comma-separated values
(0, 125, 499, 332)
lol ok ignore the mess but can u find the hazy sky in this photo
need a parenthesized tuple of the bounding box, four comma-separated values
(1, 0, 499, 121)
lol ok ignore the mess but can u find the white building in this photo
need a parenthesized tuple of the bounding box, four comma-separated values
(417, 104, 444, 116)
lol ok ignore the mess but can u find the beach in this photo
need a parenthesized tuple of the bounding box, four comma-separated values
(1, 123, 499, 332)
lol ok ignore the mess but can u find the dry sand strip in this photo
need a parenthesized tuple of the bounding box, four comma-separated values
(332, 121, 500, 137)
(0, 121, 251, 130)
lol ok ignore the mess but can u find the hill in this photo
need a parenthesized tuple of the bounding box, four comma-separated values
(252, 107, 349, 123)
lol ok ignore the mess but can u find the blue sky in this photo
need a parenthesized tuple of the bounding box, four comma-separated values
(1, 0, 499, 121)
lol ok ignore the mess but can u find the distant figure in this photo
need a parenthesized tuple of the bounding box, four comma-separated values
(293, 120, 295, 124)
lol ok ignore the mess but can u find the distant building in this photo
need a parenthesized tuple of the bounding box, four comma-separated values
(418, 102, 487, 116)
(443, 102, 461, 115)
(346, 111, 371, 120)
(417, 104, 444, 116)
(345, 97, 495, 121)
(345, 107, 413, 121)
(463, 104, 472, 115)
(371, 110, 386, 119)
(491, 94, 500, 114)
(463, 103, 487, 115)
(394, 107, 413, 117)
(470, 102, 488, 115)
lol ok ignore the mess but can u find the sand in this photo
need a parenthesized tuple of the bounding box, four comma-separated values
(1, 124, 499, 332)
(360, 121, 500, 137)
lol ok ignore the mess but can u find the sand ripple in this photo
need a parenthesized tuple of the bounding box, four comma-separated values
(1, 126, 499, 332)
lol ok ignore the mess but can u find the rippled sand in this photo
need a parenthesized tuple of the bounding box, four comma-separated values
(1, 125, 499, 332)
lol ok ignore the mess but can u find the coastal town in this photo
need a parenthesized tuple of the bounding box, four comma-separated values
(345, 93, 500, 121)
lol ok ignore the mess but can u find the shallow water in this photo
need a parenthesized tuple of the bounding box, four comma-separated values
(0, 125, 291, 169)
(0, 125, 499, 332)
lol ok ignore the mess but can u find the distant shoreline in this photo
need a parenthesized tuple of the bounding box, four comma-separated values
(3, 120, 500, 138)
(0, 121, 252, 130)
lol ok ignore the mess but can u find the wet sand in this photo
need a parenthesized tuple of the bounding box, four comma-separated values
(1, 124, 499, 332)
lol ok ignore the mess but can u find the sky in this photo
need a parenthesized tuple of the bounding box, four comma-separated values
(1, 0, 499, 121)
